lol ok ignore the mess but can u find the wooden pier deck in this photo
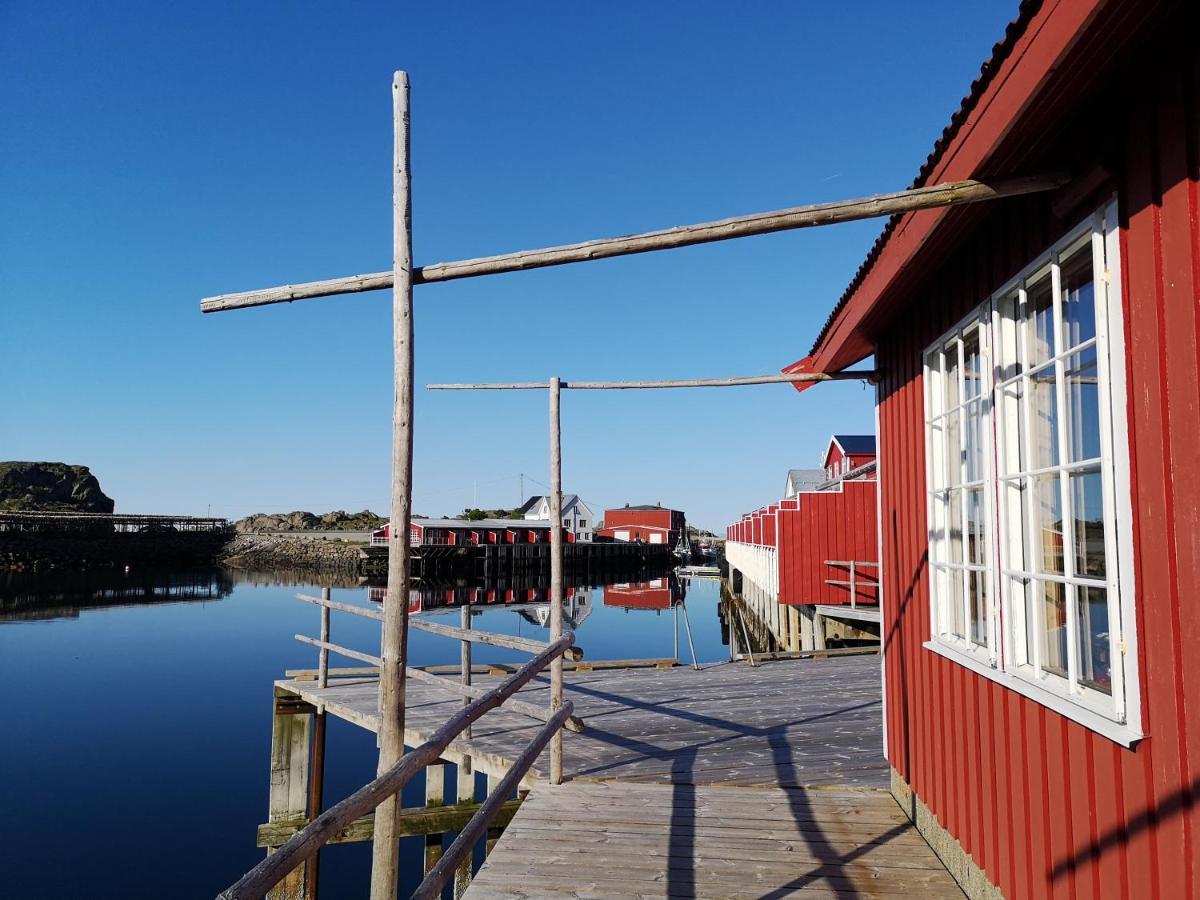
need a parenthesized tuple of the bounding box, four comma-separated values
(275, 654, 962, 897)
(277, 654, 888, 789)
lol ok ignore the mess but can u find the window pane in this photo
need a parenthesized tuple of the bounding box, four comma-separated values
(945, 342, 961, 410)
(1000, 380, 1026, 473)
(998, 291, 1023, 381)
(1035, 475, 1064, 575)
(1066, 346, 1101, 462)
(1041, 580, 1068, 677)
(950, 568, 966, 638)
(1027, 275, 1056, 364)
(945, 411, 962, 486)
(969, 570, 988, 647)
(964, 401, 984, 482)
(1076, 585, 1112, 694)
(1029, 367, 1060, 469)
(948, 489, 963, 564)
(966, 488, 986, 565)
(1060, 245, 1097, 349)
(963, 328, 982, 401)
(1070, 469, 1106, 579)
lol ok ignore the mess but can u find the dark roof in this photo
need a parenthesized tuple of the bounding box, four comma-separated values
(809, 0, 1043, 356)
(833, 435, 876, 455)
(613, 504, 676, 512)
(517, 496, 543, 514)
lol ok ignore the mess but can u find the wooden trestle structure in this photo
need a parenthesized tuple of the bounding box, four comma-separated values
(200, 69, 1067, 899)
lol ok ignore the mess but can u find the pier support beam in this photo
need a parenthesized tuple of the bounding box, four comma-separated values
(267, 688, 312, 900)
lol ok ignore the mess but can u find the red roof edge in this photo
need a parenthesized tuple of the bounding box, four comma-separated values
(781, 355, 821, 394)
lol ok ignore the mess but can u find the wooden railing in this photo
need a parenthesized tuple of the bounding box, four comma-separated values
(823, 560, 880, 608)
(217, 588, 584, 899)
(218, 635, 575, 899)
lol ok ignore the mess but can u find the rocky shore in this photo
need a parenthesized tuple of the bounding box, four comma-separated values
(218, 533, 363, 573)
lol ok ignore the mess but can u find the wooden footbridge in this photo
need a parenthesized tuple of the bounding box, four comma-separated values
(197, 69, 1060, 899)
(244, 589, 962, 899)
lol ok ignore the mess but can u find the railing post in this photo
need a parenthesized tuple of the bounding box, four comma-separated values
(371, 69, 414, 900)
(849, 562, 857, 609)
(318, 588, 330, 689)
(548, 376, 564, 785)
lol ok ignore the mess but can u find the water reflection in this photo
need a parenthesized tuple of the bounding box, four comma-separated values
(0, 567, 235, 622)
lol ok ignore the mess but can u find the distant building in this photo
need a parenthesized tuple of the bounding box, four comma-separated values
(518, 494, 595, 542)
(596, 504, 686, 547)
(783, 468, 825, 499)
(821, 434, 876, 482)
(373, 517, 567, 546)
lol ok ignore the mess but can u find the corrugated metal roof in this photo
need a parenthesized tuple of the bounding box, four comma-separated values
(809, 0, 1044, 356)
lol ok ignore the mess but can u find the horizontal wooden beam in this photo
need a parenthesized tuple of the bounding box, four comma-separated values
(294, 635, 382, 667)
(405, 665, 585, 733)
(256, 799, 523, 847)
(408, 617, 582, 659)
(426, 371, 876, 391)
(200, 174, 1066, 313)
(295, 592, 383, 621)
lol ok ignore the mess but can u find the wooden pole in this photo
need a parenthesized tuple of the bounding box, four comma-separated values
(370, 69, 413, 900)
(305, 710, 327, 900)
(318, 588, 330, 689)
(426, 371, 874, 391)
(547, 376, 564, 785)
(200, 174, 1067, 312)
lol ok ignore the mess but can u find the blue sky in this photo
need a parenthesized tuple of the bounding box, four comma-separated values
(0, 1, 1016, 530)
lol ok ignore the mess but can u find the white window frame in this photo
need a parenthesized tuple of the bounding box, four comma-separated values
(923, 308, 997, 667)
(921, 198, 1142, 746)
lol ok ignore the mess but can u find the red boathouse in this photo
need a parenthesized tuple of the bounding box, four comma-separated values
(596, 504, 686, 546)
(790, 1, 1200, 896)
(726, 435, 879, 650)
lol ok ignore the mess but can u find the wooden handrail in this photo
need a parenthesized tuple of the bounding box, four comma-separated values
(295, 594, 584, 660)
(410, 617, 584, 660)
(294, 635, 382, 667)
(216, 634, 575, 900)
(411, 701, 575, 900)
(295, 592, 383, 621)
(405, 665, 585, 733)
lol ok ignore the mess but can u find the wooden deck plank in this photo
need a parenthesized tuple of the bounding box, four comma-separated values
(464, 782, 963, 899)
(277, 655, 889, 789)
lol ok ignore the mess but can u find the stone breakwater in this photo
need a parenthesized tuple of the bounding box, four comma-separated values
(218, 534, 362, 573)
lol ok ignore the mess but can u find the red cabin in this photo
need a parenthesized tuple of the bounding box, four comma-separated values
(596, 504, 686, 546)
(788, 1, 1200, 896)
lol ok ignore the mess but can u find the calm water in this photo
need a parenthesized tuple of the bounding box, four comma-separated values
(0, 566, 733, 899)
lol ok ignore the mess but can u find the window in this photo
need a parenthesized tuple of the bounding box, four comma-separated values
(563, 517, 570, 527)
(922, 200, 1140, 744)
(578, 519, 587, 528)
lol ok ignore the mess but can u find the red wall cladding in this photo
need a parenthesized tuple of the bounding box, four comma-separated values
(877, 29, 1200, 900)
(777, 481, 879, 607)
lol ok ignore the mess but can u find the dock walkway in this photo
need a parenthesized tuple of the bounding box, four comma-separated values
(276, 655, 962, 897)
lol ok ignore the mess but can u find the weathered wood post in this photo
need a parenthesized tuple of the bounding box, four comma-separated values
(454, 603, 473, 897)
(318, 587, 330, 689)
(267, 688, 312, 900)
(548, 376, 564, 785)
(370, 69, 414, 900)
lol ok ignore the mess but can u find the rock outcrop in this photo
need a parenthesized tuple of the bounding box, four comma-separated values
(0, 462, 115, 513)
(218, 534, 362, 572)
(234, 509, 387, 533)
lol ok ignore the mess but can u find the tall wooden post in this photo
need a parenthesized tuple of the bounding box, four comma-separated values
(454, 603, 474, 898)
(547, 376, 564, 785)
(370, 69, 414, 900)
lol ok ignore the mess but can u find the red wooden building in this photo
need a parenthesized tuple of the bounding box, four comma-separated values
(788, 1, 1200, 896)
(596, 504, 686, 546)
(726, 437, 879, 650)
(821, 434, 876, 482)
(372, 517, 569, 546)
(602, 577, 682, 611)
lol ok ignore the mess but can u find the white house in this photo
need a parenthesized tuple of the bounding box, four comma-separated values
(783, 468, 825, 499)
(518, 494, 594, 542)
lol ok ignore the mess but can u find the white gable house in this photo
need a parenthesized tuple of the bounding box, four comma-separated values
(520, 494, 594, 542)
